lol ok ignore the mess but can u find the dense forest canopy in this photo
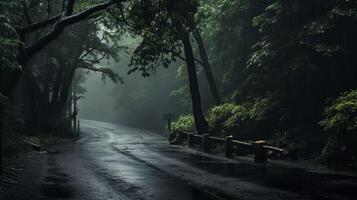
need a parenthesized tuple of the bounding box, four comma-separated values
(1, 0, 357, 172)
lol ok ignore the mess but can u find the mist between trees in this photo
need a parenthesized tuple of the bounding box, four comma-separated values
(78, 36, 205, 131)
(1, 0, 357, 172)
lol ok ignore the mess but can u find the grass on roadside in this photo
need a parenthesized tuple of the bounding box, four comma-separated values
(2, 130, 74, 168)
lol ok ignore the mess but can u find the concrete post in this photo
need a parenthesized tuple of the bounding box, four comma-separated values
(254, 140, 267, 163)
(77, 120, 80, 136)
(167, 119, 171, 132)
(202, 134, 210, 153)
(225, 136, 233, 158)
(187, 133, 194, 147)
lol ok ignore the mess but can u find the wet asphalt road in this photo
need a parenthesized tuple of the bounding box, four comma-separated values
(3, 120, 357, 200)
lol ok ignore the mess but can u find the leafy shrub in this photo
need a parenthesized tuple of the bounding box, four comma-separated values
(0, 2, 20, 70)
(226, 96, 279, 138)
(319, 135, 350, 167)
(171, 114, 195, 133)
(320, 90, 357, 134)
(319, 90, 357, 167)
(207, 96, 279, 138)
(248, 96, 277, 122)
(169, 114, 195, 144)
(207, 103, 246, 135)
(222, 104, 250, 134)
(172, 96, 279, 140)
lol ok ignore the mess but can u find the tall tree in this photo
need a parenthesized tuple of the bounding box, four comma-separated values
(0, 0, 22, 174)
(0, 0, 124, 171)
(176, 23, 209, 134)
(23, 18, 122, 132)
(1, 0, 122, 97)
(127, 0, 209, 134)
(192, 28, 220, 105)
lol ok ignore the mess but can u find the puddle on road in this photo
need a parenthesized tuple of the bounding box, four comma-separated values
(190, 161, 357, 198)
(47, 170, 70, 178)
(43, 154, 75, 200)
(190, 186, 234, 200)
(164, 152, 217, 162)
(47, 167, 61, 173)
(47, 162, 57, 167)
(159, 150, 357, 198)
(43, 176, 70, 184)
(41, 183, 75, 199)
(47, 150, 62, 155)
(42, 162, 75, 199)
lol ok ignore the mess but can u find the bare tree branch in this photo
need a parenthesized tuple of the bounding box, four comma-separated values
(78, 65, 123, 83)
(78, 32, 107, 60)
(79, 48, 96, 60)
(0, 93, 10, 102)
(177, 55, 203, 66)
(23, 0, 118, 62)
(22, 2, 33, 24)
(107, 9, 134, 29)
(19, 14, 61, 34)
(82, 53, 107, 63)
(82, 43, 116, 63)
(47, 0, 52, 18)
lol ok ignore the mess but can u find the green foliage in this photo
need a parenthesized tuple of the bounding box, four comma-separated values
(222, 96, 279, 139)
(125, 0, 180, 76)
(208, 103, 241, 128)
(249, 96, 277, 121)
(172, 114, 195, 133)
(0, 0, 21, 70)
(243, 0, 357, 143)
(320, 90, 357, 134)
(172, 95, 279, 139)
(125, 0, 199, 76)
(270, 130, 299, 151)
(196, 0, 265, 98)
(0, 0, 356, 167)
(223, 104, 249, 129)
(251, 1, 281, 32)
(0, 0, 21, 98)
(318, 90, 357, 166)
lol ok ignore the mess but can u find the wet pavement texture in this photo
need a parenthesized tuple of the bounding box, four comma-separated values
(3, 120, 357, 200)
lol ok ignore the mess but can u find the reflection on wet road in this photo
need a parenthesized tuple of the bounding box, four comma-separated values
(79, 120, 357, 200)
(4, 120, 357, 200)
(80, 120, 230, 200)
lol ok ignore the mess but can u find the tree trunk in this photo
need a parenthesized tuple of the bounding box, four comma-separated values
(59, 67, 76, 112)
(72, 75, 77, 134)
(0, 102, 3, 174)
(65, 0, 75, 16)
(181, 31, 209, 134)
(192, 28, 221, 105)
(23, 67, 41, 129)
(68, 87, 73, 131)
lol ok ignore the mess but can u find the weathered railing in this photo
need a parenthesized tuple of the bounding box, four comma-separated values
(178, 131, 284, 163)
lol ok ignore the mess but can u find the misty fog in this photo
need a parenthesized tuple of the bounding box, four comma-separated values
(79, 38, 188, 131)
(2, 1, 357, 199)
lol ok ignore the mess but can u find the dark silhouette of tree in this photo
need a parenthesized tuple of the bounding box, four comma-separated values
(126, 0, 209, 134)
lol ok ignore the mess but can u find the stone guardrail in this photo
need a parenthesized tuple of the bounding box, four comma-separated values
(179, 131, 284, 163)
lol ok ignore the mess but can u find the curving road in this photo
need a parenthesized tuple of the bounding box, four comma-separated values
(4, 120, 357, 200)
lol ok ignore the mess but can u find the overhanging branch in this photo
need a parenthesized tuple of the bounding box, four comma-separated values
(18, 14, 61, 34)
(177, 55, 203, 66)
(78, 65, 123, 83)
(0, 93, 10, 102)
(23, 0, 118, 62)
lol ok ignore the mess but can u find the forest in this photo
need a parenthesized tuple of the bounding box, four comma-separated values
(1, 0, 357, 198)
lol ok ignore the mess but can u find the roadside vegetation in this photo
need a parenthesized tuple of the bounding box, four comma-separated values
(170, 0, 357, 168)
(0, 0, 357, 182)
